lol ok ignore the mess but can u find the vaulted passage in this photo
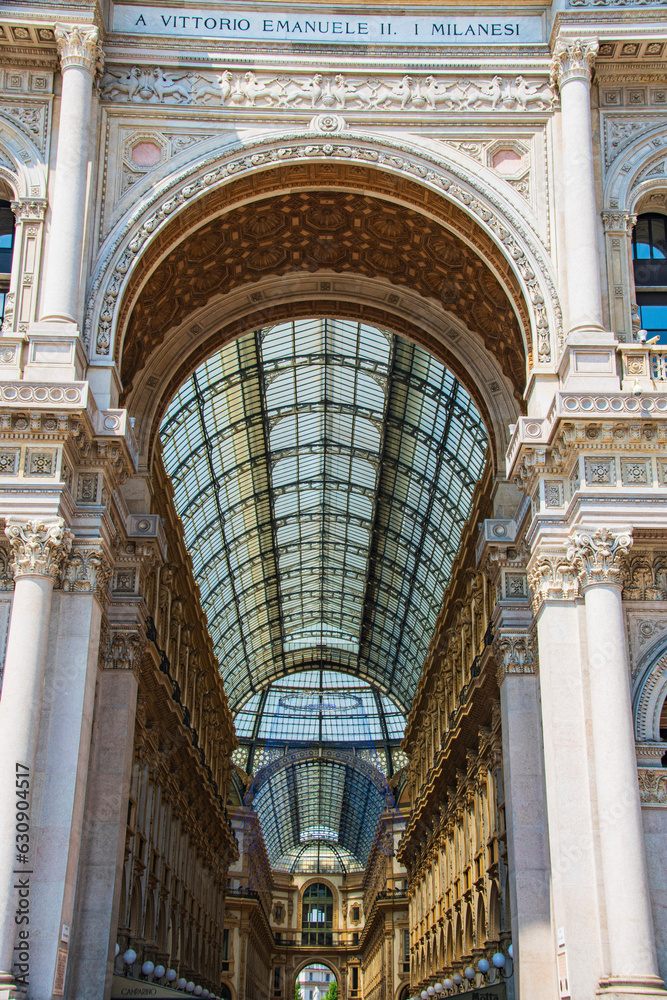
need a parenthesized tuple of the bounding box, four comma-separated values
(159, 316, 488, 886)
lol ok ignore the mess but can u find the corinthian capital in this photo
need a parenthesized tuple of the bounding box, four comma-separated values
(54, 23, 103, 76)
(5, 517, 73, 582)
(567, 526, 632, 588)
(550, 37, 599, 89)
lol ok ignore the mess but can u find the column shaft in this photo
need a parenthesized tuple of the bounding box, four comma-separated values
(40, 25, 99, 325)
(553, 39, 604, 334)
(0, 575, 55, 980)
(500, 671, 558, 1000)
(584, 583, 663, 993)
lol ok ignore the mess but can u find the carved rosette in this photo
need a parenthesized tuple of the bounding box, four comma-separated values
(567, 526, 633, 589)
(550, 38, 599, 89)
(99, 622, 146, 675)
(54, 23, 104, 77)
(493, 629, 538, 683)
(62, 542, 112, 599)
(527, 549, 580, 612)
(5, 517, 73, 582)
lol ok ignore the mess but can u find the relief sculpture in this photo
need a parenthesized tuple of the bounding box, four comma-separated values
(100, 67, 556, 113)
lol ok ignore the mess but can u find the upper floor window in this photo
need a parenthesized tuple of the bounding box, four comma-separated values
(632, 213, 667, 343)
(302, 883, 334, 946)
(0, 201, 15, 325)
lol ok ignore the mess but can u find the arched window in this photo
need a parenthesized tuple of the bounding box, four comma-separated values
(301, 883, 334, 946)
(0, 200, 15, 325)
(632, 212, 667, 343)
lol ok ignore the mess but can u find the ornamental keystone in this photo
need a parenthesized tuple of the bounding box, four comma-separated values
(5, 517, 73, 581)
(567, 526, 633, 588)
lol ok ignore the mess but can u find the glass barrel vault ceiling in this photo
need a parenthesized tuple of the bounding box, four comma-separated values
(160, 317, 488, 871)
(160, 318, 488, 713)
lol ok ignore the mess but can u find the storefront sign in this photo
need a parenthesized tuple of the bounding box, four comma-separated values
(112, 7, 544, 45)
(111, 975, 183, 999)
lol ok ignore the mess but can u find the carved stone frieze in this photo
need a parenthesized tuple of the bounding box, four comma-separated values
(602, 115, 667, 171)
(62, 542, 112, 599)
(638, 767, 667, 804)
(623, 551, 667, 601)
(54, 23, 103, 77)
(550, 38, 599, 90)
(567, 526, 633, 588)
(0, 102, 49, 153)
(5, 517, 73, 581)
(99, 67, 556, 114)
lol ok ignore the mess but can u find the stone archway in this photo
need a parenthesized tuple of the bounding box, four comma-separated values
(85, 131, 561, 385)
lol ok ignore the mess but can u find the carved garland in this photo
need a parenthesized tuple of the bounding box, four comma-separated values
(84, 133, 562, 368)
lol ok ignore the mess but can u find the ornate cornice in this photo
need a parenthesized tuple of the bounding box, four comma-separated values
(54, 23, 103, 77)
(550, 38, 599, 90)
(5, 517, 73, 582)
(567, 526, 633, 589)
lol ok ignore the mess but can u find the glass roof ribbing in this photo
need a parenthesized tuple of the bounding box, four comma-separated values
(234, 669, 405, 744)
(248, 755, 386, 872)
(160, 318, 488, 715)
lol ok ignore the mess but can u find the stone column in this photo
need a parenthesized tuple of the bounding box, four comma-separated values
(494, 613, 558, 1000)
(0, 518, 72, 994)
(550, 38, 604, 335)
(67, 616, 145, 1000)
(528, 547, 603, 1000)
(40, 24, 102, 326)
(569, 527, 666, 998)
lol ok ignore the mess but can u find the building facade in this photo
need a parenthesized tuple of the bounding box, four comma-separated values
(0, 1, 666, 999)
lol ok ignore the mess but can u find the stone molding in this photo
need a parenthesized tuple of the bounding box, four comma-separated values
(5, 516, 73, 581)
(550, 38, 599, 90)
(54, 23, 103, 77)
(99, 66, 556, 115)
(567, 526, 633, 588)
(62, 541, 112, 600)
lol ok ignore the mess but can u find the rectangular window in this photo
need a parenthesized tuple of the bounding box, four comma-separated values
(637, 292, 667, 343)
(351, 968, 359, 992)
(352, 906, 360, 921)
(222, 929, 230, 961)
(274, 968, 281, 992)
